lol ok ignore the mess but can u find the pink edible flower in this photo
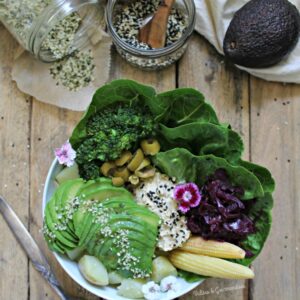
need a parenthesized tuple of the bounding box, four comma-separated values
(55, 141, 76, 167)
(173, 182, 201, 213)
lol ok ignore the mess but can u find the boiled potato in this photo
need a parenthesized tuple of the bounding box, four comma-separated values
(78, 255, 108, 286)
(66, 247, 85, 261)
(117, 278, 146, 298)
(55, 163, 79, 185)
(151, 256, 177, 283)
(108, 271, 124, 285)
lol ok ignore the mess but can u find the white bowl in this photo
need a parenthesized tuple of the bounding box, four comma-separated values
(42, 158, 204, 300)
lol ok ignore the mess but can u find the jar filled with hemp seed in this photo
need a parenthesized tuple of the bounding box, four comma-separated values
(0, 0, 105, 62)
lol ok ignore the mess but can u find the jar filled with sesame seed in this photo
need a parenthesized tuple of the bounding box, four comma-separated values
(106, 0, 195, 70)
(0, 0, 105, 62)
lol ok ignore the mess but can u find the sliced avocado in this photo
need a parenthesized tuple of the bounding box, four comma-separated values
(125, 207, 160, 229)
(44, 210, 78, 248)
(76, 178, 112, 198)
(83, 186, 133, 202)
(43, 179, 86, 253)
(77, 213, 96, 246)
(107, 218, 156, 241)
(60, 178, 84, 208)
(79, 222, 102, 248)
(74, 212, 92, 238)
(223, 0, 300, 68)
(47, 199, 78, 243)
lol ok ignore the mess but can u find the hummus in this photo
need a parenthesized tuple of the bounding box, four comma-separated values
(134, 172, 190, 251)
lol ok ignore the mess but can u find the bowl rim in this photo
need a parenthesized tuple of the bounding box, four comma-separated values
(42, 158, 204, 300)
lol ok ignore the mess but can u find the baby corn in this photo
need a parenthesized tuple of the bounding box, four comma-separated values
(169, 251, 254, 279)
(180, 236, 245, 259)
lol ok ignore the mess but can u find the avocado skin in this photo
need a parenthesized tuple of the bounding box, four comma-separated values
(223, 0, 300, 68)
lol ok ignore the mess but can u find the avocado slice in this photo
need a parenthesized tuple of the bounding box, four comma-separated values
(223, 0, 300, 68)
(76, 178, 113, 198)
(43, 179, 86, 253)
(73, 185, 134, 232)
(124, 207, 160, 231)
(45, 202, 78, 247)
(82, 186, 133, 202)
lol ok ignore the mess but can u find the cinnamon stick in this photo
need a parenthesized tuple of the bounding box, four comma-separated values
(139, 0, 175, 49)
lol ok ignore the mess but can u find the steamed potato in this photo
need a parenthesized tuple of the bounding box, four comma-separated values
(108, 271, 124, 285)
(55, 163, 79, 184)
(66, 247, 85, 261)
(151, 256, 177, 283)
(117, 278, 146, 298)
(78, 255, 108, 286)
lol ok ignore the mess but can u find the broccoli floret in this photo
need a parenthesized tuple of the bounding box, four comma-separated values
(76, 103, 157, 179)
(78, 161, 100, 180)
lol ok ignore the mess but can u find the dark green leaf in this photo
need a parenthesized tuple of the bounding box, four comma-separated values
(155, 88, 219, 125)
(235, 193, 273, 266)
(238, 160, 275, 194)
(153, 148, 264, 199)
(177, 270, 206, 282)
(158, 122, 244, 163)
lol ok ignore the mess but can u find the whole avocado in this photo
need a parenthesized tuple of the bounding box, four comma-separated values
(223, 0, 300, 68)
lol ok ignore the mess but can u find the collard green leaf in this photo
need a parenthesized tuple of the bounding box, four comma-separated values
(154, 88, 219, 125)
(235, 193, 273, 266)
(70, 79, 156, 148)
(153, 148, 264, 200)
(158, 122, 244, 163)
(238, 160, 275, 194)
(177, 270, 206, 283)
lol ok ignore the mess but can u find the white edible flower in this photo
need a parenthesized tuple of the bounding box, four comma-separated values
(142, 281, 162, 300)
(160, 275, 180, 294)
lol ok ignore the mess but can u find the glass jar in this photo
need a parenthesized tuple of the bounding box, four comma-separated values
(0, 0, 105, 62)
(106, 0, 196, 70)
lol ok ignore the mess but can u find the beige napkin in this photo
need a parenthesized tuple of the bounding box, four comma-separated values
(194, 0, 300, 84)
(12, 30, 112, 111)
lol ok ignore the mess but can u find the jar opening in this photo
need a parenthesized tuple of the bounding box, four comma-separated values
(29, 0, 102, 62)
(106, 0, 196, 58)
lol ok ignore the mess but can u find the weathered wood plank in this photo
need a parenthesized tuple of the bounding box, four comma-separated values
(178, 35, 250, 300)
(249, 78, 300, 300)
(0, 25, 30, 300)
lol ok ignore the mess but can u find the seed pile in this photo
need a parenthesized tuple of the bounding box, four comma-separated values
(50, 50, 95, 92)
(41, 12, 82, 59)
(113, 0, 187, 50)
(0, 0, 51, 45)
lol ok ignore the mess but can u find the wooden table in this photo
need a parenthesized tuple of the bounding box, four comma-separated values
(0, 23, 299, 300)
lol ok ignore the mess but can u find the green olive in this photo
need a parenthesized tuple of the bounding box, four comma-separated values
(127, 149, 144, 171)
(136, 158, 151, 172)
(135, 167, 156, 179)
(112, 177, 125, 186)
(141, 139, 160, 156)
(100, 161, 116, 177)
(115, 151, 133, 166)
(129, 175, 140, 186)
(113, 166, 130, 182)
